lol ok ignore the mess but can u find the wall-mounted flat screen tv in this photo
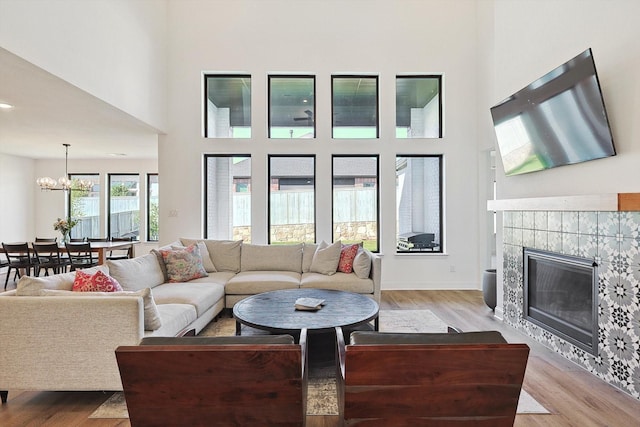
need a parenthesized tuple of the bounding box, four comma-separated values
(490, 48, 616, 176)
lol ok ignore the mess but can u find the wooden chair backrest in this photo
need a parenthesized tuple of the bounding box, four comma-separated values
(116, 334, 307, 427)
(338, 330, 529, 427)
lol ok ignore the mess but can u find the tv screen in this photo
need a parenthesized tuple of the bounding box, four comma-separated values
(490, 48, 616, 176)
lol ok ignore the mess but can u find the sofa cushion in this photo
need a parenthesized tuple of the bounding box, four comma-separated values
(225, 271, 301, 295)
(181, 238, 242, 273)
(241, 243, 303, 273)
(353, 247, 372, 279)
(151, 282, 225, 317)
(309, 241, 341, 275)
(187, 271, 237, 286)
(300, 272, 374, 294)
(16, 265, 108, 295)
(72, 270, 123, 292)
(301, 243, 318, 273)
(39, 287, 162, 331)
(145, 303, 198, 337)
(338, 243, 359, 274)
(160, 244, 209, 283)
(172, 242, 217, 273)
(107, 253, 165, 291)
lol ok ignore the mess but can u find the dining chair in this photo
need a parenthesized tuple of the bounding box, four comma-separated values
(32, 242, 69, 276)
(69, 237, 87, 242)
(65, 242, 99, 271)
(2, 242, 36, 290)
(108, 236, 134, 260)
(35, 237, 58, 242)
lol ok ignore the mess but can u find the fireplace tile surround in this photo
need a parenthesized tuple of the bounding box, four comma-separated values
(502, 210, 640, 400)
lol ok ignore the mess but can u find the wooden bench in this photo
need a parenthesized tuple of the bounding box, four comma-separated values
(336, 328, 529, 426)
(116, 329, 308, 426)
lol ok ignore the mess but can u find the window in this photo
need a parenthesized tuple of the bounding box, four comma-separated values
(269, 75, 315, 138)
(147, 174, 159, 241)
(204, 74, 251, 138)
(269, 155, 315, 244)
(396, 155, 443, 253)
(108, 174, 140, 240)
(205, 155, 251, 242)
(332, 156, 379, 252)
(396, 76, 442, 138)
(332, 75, 379, 138)
(68, 174, 100, 239)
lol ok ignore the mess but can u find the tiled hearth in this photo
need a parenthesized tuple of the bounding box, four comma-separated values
(502, 210, 640, 400)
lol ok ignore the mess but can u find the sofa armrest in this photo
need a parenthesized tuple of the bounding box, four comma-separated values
(0, 295, 144, 393)
(369, 251, 382, 303)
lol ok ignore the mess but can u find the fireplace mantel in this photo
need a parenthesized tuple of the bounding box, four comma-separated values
(487, 193, 640, 212)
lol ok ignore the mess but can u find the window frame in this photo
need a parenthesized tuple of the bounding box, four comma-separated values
(331, 154, 380, 253)
(203, 154, 252, 241)
(267, 154, 316, 244)
(331, 75, 379, 139)
(395, 75, 443, 139)
(107, 173, 141, 240)
(67, 173, 100, 239)
(395, 154, 444, 254)
(268, 74, 316, 139)
(203, 73, 252, 138)
(147, 173, 159, 242)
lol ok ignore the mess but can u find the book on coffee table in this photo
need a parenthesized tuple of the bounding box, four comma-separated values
(294, 297, 325, 311)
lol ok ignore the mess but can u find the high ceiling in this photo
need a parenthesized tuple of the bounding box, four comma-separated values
(0, 48, 160, 160)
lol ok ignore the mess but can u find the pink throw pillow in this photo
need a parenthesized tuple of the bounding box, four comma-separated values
(72, 270, 123, 292)
(337, 244, 359, 274)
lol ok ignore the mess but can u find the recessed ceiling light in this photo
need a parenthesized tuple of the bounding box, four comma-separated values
(108, 153, 127, 157)
(0, 103, 14, 109)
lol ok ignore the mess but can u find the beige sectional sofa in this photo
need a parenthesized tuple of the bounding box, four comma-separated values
(0, 239, 380, 401)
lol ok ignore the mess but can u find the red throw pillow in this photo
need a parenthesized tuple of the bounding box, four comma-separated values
(337, 244, 359, 274)
(72, 270, 123, 292)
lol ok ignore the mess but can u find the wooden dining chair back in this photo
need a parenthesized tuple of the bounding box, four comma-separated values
(108, 236, 134, 260)
(32, 242, 68, 276)
(35, 237, 57, 242)
(116, 330, 308, 427)
(65, 242, 98, 271)
(2, 242, 35, 289)
(336, 328, 530, 427)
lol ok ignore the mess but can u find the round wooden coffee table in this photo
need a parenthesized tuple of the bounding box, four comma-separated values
(233, 288, 379, 335)
(233, 289, 379, 365)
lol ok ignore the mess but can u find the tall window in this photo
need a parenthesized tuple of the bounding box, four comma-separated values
(332, 156, 379, 252)
(204, 74, 251, 138)
(108, 174, 140, 240)
(396, 75, 442, 138)
(68, 174, 100, 239)
(269, 75, 315, 138)
(269, 155, 315, 244)
(395, 155, 443, 253)
(147, 174, 159, 241)
(332, 75, 379, 138)
(205, 155, 251, 242)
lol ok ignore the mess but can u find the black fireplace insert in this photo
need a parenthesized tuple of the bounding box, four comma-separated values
(523, 248, 598, 355)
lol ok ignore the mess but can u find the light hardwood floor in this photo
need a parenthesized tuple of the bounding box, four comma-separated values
(1, 282, 639, 426)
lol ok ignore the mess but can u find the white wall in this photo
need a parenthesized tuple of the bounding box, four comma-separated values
(490, 0, 640, 316)
(492, 0, 640, 199)
(0, 0, 168, 132)
(161, 0, 483, 290)
(0, 153, 35, 242)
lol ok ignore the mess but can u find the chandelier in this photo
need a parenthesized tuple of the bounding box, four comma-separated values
(36, 144, 92, 192)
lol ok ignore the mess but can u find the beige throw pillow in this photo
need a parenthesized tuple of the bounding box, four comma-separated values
(353, 247, 372, 279)
(39, 287, 162, 331)
(309, 241, 341, 275)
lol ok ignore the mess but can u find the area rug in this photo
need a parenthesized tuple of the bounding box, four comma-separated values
(90, 309, 550, 418)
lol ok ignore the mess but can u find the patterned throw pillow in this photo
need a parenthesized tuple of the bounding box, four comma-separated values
(160, 243, 209, 283)
(72, 270, 123, 292)
(337, 243, 360, 273)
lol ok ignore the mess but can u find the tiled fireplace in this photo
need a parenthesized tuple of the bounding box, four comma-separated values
(502, 209, 640, 400)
